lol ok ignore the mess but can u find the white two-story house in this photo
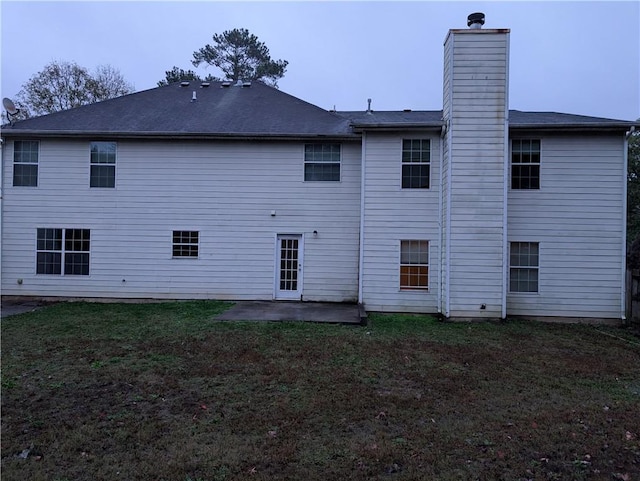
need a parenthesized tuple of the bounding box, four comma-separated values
(1, 14, 635, 321)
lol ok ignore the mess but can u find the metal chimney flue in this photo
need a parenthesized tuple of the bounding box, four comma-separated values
(467, 12, 485, 29)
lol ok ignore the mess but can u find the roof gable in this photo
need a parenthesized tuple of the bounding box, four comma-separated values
(2, 81, 355, 139)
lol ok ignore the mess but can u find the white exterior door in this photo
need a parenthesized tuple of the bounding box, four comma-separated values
(275, 234, 303, 300)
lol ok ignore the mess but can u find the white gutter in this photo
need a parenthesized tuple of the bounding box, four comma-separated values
(445, 121, 452, 318)
(357, 131, 367, 304)
(501, 32, 511, 320)
(621, 127, 634, 320)
(444, 118, 453, 317)
(444, 34, 455, 319)
(437, 125, 445, 313)
(0, 137, 3, 286)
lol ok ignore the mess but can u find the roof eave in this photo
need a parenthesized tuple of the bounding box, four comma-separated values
(0, 130, 360, 141)
(509, 123, 636, 133)
(350, 123, 443, 132)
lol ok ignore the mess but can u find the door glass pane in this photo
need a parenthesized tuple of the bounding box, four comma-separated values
(279, 238, 298, 291)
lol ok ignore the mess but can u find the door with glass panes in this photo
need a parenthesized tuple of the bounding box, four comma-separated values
(275, 235, 303, 300)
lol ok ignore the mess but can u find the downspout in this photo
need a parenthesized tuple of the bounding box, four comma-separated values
(444, 37, 455, 319)
(621, 127, 634, 320)
(445, 121, 452, 318)
(0, 137, 3, 287)
(501, 121, 509, 320)
(437, 124, 445, 314)
(501, 32, 511, 320)
(357, 131, 367, 305)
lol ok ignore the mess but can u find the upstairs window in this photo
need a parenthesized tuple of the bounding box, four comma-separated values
(400, 240, 429, 290)
(511, 139, 540, 189)
(509, 242, 539, 293)
(402, 139, 430, 189)
(304, 144, 340, 181)
(90, 141, 116, 188)
(36, 228, 90, 275)
(13, 140, 39, 187)
(172, 231, 199, 258)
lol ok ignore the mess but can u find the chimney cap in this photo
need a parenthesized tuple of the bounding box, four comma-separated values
(467, 12, 485, 28)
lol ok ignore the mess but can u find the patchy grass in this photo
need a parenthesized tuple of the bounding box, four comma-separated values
(2, 302, 639, 481)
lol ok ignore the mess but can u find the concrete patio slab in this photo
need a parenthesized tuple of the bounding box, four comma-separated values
(216, 301, 366, 325)
(1, 298, 367, 325)
(1, 299, 53, 318)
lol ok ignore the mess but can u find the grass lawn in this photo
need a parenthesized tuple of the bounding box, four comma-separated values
(1, 301, 639, 481)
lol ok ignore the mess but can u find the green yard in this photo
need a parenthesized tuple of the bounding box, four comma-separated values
(1, 301, 639, 480)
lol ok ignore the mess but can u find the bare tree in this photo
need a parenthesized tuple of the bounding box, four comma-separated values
(13, 60, 134, 117)
(90, 64, 135, 102)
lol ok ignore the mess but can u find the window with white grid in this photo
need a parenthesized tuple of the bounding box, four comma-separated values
(511, 139, 540, 189)
(400, 240, 429, 290)
(172, 231, 199, 258)
(304, 144, 341, 181)
(90, 141, 116, 188)
(13, 140, 39, 187)
(402, 139, 430, 189)
(36, 228, 90, 275)
(509, 242, 539, 293)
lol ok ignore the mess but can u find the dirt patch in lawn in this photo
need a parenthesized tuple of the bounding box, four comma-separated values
(2, 302, 639, 480)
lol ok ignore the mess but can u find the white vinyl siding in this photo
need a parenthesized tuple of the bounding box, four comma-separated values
(2, 139, 361, 301)
(507, 134, 625, 318)
(441, 30, 509, 318)
(361, 133, 440, 312)
(441, 36, 452, 315)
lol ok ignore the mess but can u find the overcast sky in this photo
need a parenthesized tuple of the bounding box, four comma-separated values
(1, 1, 638, 120)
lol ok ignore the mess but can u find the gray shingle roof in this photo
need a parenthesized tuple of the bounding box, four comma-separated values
(2, 82, 634, 139)
(509, 110, 635, 129)
(339, 110, 635, 131)
(337, 110, 443, 129)
(2, 81, 356, 139)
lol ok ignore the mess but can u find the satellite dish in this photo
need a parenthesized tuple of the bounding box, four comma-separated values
(3, 97, 18, 115)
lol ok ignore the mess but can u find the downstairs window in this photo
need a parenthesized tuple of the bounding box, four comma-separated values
(400, 240, 429, 290)
(172, 231, 199, 258)
(509, 242, 539, 293)
(37, 228, 90, 275)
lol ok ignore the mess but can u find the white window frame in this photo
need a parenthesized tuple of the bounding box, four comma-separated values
(509, 241, 539, 293)
(401, 138, 430, 189)
(13, 140, 39, 187)
(172, 231, 199, 258)
(90, 141, 117, 188)
(399, 240, 429, 291)
(303, 143, 341, 182)
(511, 139, 541, 190)
(36, 228, 91, 276)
